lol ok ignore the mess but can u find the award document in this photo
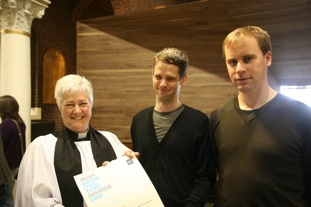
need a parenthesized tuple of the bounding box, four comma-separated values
(74, 156, 164, 207)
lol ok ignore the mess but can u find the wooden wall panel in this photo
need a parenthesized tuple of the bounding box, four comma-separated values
(76, 0, 311, 143)
(77, 25, 236, 143)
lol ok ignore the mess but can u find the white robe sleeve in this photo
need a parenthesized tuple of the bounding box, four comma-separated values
(14, 134, 63, 207)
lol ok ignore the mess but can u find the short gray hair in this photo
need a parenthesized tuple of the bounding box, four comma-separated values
(54, 74, 93, 108)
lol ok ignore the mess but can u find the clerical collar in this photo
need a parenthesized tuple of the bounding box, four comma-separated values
(78, 131, 88, 139)
(65, 127, 90, 141)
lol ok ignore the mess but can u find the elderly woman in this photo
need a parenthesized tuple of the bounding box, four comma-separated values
(15, 74, 136, 207)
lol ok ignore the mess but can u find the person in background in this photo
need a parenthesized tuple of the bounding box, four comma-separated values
(131, 47, 216, 207)
(210, 26, 311, 206)
(0, 134, 14, 205)
(15, 74, 137, 207)
(0, 95, 26, 207)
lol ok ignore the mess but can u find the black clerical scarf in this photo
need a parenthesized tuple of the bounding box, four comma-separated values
(53, 125, 117, 207)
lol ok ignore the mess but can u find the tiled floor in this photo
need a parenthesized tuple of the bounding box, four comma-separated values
(205, 195, 215, 207)
(205, 203, 214, 207)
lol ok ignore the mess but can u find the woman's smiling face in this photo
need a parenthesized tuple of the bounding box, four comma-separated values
(60, 92, 92, 133)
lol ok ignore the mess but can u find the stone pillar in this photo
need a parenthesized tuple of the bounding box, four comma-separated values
(0, 0, 51, 146)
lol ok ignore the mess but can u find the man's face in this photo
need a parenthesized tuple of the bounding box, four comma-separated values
(60, 92, 92, 133)
(152, 60, 187, 103)
(224, 36, 272, 94)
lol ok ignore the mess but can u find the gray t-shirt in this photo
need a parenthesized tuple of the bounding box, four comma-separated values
(153, 104, 185, 143)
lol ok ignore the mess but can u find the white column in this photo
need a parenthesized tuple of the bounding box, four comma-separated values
(0, 0, 51, 146)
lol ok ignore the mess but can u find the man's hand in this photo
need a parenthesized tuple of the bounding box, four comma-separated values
(102, 150, 140, 166)
(123, 150, 140, 159)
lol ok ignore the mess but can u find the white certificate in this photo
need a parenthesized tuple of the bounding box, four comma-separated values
(74, 156, 164, 207)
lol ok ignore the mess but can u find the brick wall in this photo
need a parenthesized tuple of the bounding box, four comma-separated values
(111, 0, 200, 15)
(29, 0, 201, 130)
(31, 0, 77, 130)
